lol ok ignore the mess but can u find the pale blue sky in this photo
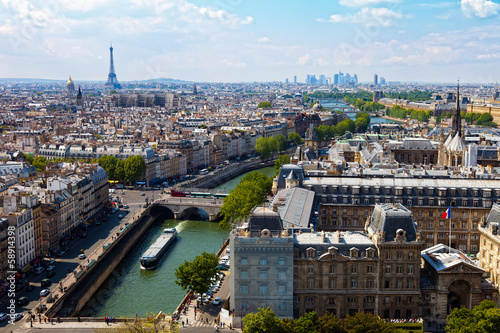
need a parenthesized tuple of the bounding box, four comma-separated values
(0, 0, 499, 83)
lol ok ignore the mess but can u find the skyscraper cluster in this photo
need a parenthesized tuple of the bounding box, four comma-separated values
(333, 71, 358, 86)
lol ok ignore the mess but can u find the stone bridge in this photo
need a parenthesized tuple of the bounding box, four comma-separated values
(151, 197, 224, 222)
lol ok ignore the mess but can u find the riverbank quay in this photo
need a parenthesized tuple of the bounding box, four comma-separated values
(37, 203, 155, 318)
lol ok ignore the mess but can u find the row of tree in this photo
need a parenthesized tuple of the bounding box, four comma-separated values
(343, 97, 384, 112)
(219, 171, 273, 229)
(447, 300, 500, 333)
(24, 155, 99, 172)
(384, 90, 433, 101)
(243, 307, 402, 333)
(385, 105, 433, 122)
(97, 155, 146, 183)
(255, 133, 303, 160)
(304, 89, 374, 103)
(436, 111, 497, 128)
(314, 113, 371, 141)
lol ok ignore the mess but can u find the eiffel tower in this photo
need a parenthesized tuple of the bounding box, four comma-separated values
(105, 43, 121, 89)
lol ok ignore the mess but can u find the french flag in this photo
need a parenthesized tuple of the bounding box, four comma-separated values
(441, 206, 451, 219)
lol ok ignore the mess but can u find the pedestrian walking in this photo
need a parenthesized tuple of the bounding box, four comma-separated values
(186, 318, 188, 325)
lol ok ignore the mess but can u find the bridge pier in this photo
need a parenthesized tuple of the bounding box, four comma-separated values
(174, 212, 181, 220)
(209, 214, 217, 222)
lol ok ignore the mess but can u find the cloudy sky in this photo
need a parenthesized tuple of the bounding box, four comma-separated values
(0, 0, 499, 83)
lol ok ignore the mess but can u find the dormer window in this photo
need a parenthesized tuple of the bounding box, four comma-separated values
(306, 247, 316, 258)
(366, 247, 375, 258)
(350, 247, 359, 258)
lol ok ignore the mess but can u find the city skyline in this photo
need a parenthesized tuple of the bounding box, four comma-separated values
(0, 0, 500, 83)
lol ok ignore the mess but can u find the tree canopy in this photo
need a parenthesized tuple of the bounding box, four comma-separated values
(447, 300, 500, 333)
(98, 155, 146, 183)
(219, 171, 272, 229)
(276, 134, 288, 151)
(274, 154, 290, 176)
(242, 309, 402, 333)
(255, 137, 278, 159)
(258, 101, 272, 109)
(174, 252, 219, 295)
(288, 132, 304, 146)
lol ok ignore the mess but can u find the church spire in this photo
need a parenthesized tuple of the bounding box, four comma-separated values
(451, 79, 461, 138)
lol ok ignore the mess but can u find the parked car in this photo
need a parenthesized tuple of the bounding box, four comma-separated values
(46, 265, 56, 271)
(35, 267, 45, 275)
(26, 284, 35, 292)
(46, 270, 55, 278)
(0, 313, 8, 321)
(17, 297, 29, 306)
(80, 233, 87, 238)
(213, 296, 222, 305)
(40, 289, 50, 297)
(47, 259, 56, 265)
(41, 278, 51, 288)
(12, 313, 23, 321)
(57, 250, 65, 257)
(124, 205, 129, 209)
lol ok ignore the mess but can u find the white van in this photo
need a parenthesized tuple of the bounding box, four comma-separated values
(109, 189, 116, 194)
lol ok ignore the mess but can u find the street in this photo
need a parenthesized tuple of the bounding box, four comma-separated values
(0, 189, 152, 333)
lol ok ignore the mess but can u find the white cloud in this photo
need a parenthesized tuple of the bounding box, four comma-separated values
(338, 0, 399, 7)
(477, 53, 500, 60)
(461, 0, 500, 18)
(329, 7, 402, 27)
(257, 37, 270, 43)
(221, 59, 246, 68)
(241, 16, 254, 24)
(296, 54, 311, 66)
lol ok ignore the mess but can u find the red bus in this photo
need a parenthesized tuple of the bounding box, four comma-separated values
(170, 190, 190, 197)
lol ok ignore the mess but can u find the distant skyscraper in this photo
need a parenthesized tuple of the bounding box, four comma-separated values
(105, 43, 121, 89)
(338, 72, 344, 85)
(285, 78, 289, 84)
(294, 76, 297, 84)
(374, 74, 378, 86)
(319, 75, 326, 85)
(353, 74, 358, 84)
(334, 74, 339, 85)
(380, 77, 386, 85)
(345, 73, 351, 84)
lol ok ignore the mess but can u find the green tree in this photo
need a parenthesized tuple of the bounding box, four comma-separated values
(447, 300, 500, 333)
(124, 155, 146, 183)
(242, 307, 283, 333)
(288, 132, 304, 145)
(32, 156, 50, 172)
(98, 155, 118, 180)
(274, 155, 290, 176)
(294, 311, 319, 333)
(255, 137, 278, 160)
(258, 101, 272, 108)
(276, 134, 288, 151)
(219, 171, 272, 229)
(174, 252, 219, 295)
(477, 113, 494, 125)
(318, 312, 347, 333)
(115, 159, 126, 181)
(343, 312, 397, 333)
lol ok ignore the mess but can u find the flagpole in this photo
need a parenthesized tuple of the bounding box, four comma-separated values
(449, 207, 451, 253)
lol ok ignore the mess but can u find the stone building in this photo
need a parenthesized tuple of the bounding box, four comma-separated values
(230, 207, 294, 319)
(420, 244, 496, 324)
(293, 204, 424, 319)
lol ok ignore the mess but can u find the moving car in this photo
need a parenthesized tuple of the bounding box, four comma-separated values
(41, 278, 51, 288)
(0, 313, 8, 321)
(79, 253, 86, 259)
(46, 265, 56, 271)
(141, 192, 146, 196)
(35, 267, 45, 275)
(40, 289, 50, 297)
(124, 205, 129, 209)
(118, 214, 123, 219)
(213, 296, 222, 305)
(26, 284, 35, 292)
(57, 250, 65, 257)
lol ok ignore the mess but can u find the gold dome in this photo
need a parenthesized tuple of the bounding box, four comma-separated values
(67, 75, 73, 85)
